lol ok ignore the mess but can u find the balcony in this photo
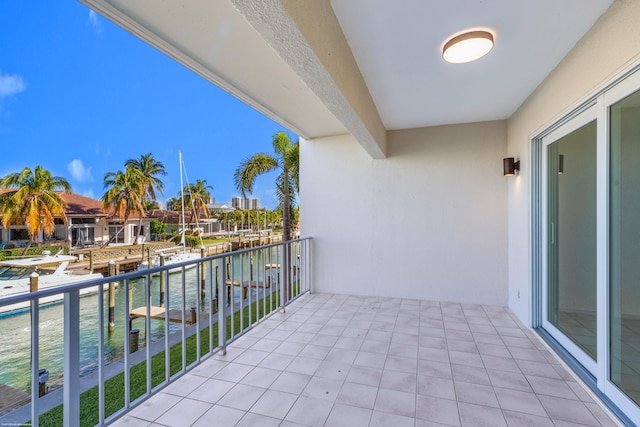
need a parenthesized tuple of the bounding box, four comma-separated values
(0, 239, 621, 426)
(110, 293, 620, 427)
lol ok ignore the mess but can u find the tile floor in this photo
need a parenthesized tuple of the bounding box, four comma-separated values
(110, 293, 621, 426)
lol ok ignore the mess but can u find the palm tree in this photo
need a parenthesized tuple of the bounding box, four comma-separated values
(265, 209, 281, 230)
(0, 166, 71, 253)
(125, 153, 166, 243)
(166, 197, 181, 212)
(217, 210, 240, 235)
(183, 179, 213, 226)
(101, 166, 145, 247)
(234, 131, 299, 241)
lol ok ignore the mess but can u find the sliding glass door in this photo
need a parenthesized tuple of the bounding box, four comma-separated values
(609, 88, 640, 408)
(542, 109, 598, 374)
(535, 69, 640, 421)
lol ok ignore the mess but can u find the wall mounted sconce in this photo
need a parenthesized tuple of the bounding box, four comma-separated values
(558, 154, 564, 174)
(503, 157, 520, 176)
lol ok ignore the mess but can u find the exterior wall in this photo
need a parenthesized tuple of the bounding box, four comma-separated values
(507, 0, 640, 325)
(301, 120, 508, 305)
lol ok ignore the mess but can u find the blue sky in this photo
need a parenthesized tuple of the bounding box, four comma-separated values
(0, 2, 293, 209)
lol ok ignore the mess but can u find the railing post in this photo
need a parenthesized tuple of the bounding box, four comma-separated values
(250, 252, 254, 281)
(159, 253, 166, 307)
(215, 265, 219, 301)
(217, 258, 226, 355)
(30, 273, 39, 427)
(108, 260, 116, 334)
(200, 246, 206, 299)
(280, 243, 286, 312)
(63, 289, 80, 426)
(283, 242, 291, 311)
(89, 250, 94, 273)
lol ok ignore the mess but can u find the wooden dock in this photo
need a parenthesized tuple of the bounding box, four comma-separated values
(130, 306, 196, 325)
(0, 383, 30, 417)
(225, 279, 270, 300)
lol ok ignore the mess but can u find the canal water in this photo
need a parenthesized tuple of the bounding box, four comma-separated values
(0, 248, 283, 392)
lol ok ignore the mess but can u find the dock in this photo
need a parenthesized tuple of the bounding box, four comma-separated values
(225, 279, 270, 300)
(0, 383, 30, 417)
(130, 306, 197, 325)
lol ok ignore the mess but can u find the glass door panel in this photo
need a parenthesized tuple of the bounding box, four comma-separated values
(610, 88, 640, 406)
(546, 120, 598, 362)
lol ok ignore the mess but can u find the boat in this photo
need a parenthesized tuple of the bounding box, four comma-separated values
(138, 251, 199, 273)
(139, 151, 200, 273)
(0, 251, 104, 315)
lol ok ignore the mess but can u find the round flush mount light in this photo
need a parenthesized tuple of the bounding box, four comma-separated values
(442, 30, 494, 64)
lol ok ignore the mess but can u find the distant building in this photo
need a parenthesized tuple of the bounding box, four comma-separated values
(232, 197, 243, 209)
(231, 196, 260, 210)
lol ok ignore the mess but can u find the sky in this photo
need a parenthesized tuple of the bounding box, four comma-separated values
(0, 1, 294, 210)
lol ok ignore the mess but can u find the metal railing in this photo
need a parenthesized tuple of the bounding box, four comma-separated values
(0, 237, 311, 427)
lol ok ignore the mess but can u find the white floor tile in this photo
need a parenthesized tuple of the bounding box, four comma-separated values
(154, 398, 212, 426)
(103, 294, 619, 427)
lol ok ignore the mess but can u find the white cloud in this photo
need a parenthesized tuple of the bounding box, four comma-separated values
(0, 70, 26, 100)
(67, 159, 94, 183)
(88, 10, 103, 33)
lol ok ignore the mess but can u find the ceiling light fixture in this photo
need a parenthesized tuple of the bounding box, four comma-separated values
(443, 30, 494, 64)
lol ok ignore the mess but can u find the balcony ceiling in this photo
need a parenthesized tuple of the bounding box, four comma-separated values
(330, 0, 613, 130)
(82, 0, 613, 156)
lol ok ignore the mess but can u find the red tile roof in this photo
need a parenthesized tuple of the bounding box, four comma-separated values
(61, 192, 104, 216)
(0, 190, 145, 219)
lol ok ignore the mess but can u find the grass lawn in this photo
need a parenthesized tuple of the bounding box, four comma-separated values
(32, 290, 286, 427)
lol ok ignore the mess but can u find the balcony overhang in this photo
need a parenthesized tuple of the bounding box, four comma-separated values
(80, 0, 388, 158)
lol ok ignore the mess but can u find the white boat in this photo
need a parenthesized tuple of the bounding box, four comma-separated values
(0, 251, 104, 315)
(139, 251, 199, 273)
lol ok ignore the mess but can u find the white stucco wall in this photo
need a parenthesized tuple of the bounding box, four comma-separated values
(506, 0, 640, 325)
(301, 120, 508, 305)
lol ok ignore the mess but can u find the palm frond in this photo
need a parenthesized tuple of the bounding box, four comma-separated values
(234, 153, 279, 196)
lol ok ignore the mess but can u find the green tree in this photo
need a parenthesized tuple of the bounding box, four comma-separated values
(166, 197, 181, 212)
(0, 166, 71, 253)
(101, 167, 145, 247)
(234, 131, 299, 241)
(125, 153, 167, 243)
(183, 179, 213, 225)
(217, 210, 240, 235)
(149, 219, 165, 241)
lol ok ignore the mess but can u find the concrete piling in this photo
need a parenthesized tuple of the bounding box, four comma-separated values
(129, 329, 140, 353)
(29, 272, 39, 293)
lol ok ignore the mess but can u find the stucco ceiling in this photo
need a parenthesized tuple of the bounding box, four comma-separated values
(330, 0, 614, 130)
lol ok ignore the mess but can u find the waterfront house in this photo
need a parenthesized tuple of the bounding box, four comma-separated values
(30, 0, 640, 424)
(0, 191, 151, 248)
